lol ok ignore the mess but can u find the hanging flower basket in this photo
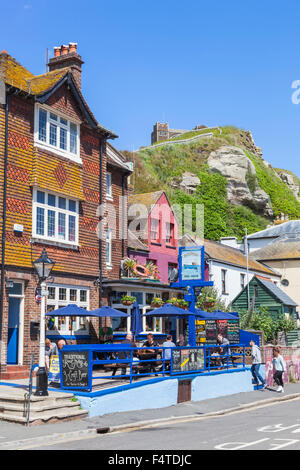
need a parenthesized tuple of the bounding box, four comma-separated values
(151, 297, 164, 308)
(121, 295, 136, 306)
(203, 301, 216, 310)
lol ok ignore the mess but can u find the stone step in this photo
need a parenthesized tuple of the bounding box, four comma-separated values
(0, 393, 74, 406)
(0, 389, 87, 424)
(0, 400, 80, 417)
(0, 407, 88, 425)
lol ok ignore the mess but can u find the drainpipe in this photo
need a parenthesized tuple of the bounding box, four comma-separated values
(0, 89, 9, 376)
(122, 174, 126, 258)
(99, 137, 103, 307)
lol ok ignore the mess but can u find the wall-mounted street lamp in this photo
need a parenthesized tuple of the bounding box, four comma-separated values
(33, 248, 55, 396)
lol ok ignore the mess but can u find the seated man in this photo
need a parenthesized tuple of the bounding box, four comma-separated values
(111, 333, 137, 377)
(139, 333, 161, 373)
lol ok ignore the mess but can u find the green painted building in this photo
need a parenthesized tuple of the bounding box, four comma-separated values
(232, 276, 298, 345)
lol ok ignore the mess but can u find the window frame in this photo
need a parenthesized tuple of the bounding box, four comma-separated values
(150, 218, 160, 243)
(34, 104, 81, 163)
(106, 172, 113, 200)
(240, 273, 246, 290)
(32, 189, 79, 247)
(106, 228, 112, 267)
(165, 222, 175, 246)
(46, 284, 90, 336)
(221, 269, 227, 295)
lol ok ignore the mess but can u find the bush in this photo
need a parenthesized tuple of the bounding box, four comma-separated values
(239, 307, 296, 342)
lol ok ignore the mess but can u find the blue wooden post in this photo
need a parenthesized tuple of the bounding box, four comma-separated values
(188, 286, 196, 347)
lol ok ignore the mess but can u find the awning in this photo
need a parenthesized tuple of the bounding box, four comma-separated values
(195, 310, 239, 320)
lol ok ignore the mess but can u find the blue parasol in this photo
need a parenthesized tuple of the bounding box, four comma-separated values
(131, 301, 143, 338)
(142, 303, 195, 317)
(45, 304, 129, 317)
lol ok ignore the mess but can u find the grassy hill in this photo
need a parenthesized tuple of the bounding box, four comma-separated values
(122, 126, 300, 241)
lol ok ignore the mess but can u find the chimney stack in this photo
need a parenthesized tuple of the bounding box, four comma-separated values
(48, 42, 84, 89)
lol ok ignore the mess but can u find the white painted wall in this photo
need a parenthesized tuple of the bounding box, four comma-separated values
(208, 260, 280, 307)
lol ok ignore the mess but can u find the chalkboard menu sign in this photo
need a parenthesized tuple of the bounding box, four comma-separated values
(217, 320, 227, 338)
(227, 319, 240, 344)
(172, 348, 204, 373)
(60, 350, 90, 389)
(205, 319, 218, 344)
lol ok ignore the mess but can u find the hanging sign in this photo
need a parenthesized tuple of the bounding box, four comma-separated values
(180, 247, 204, 281)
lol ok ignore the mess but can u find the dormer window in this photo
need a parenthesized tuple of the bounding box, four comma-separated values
(35, 105, 81, 163)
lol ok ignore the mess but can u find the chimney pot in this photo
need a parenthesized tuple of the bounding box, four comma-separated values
(69, 42, 77, 53)
(48, 42, 83, 89)
(54, 47, 61, 57)
(61, 45, 69, 55)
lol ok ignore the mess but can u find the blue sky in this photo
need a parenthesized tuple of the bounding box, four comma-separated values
(2, 0, 300, 175)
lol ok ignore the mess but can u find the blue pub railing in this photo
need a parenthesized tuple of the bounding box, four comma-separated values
(59, 343, 246, 392)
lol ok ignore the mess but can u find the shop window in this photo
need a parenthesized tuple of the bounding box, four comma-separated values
(111, 314, 128, 332)
(46, 285, 89, 335)
(131, 291, 144, 305)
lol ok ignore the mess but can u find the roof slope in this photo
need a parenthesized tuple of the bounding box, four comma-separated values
(128, 190, 164, 213)
(0, 51, 117, 138)
(106, 142, 132, 172)
(258, 277, 297, 307)
(179, 234, 279, 276)
(250, 237, 300, 261)
(247, 220, 300, 239)
(127, 229, 149, 251)
(0, 51, 34, 90)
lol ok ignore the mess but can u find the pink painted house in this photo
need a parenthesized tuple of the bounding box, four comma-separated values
(128, 191, 178, 283)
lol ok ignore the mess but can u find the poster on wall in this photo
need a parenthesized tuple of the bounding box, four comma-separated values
(195, 320, 206, 344)
(48, 355, 60, 383)
(181, 247, 203, 281)
(171, 348, 205, 373)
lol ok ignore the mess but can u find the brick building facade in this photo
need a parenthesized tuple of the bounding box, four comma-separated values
(0, 44, 131, 377)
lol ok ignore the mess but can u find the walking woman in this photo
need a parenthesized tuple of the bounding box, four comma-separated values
(273, 346, 286, 393)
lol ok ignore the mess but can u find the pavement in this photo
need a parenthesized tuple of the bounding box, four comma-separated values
(0, 381, 300, 449)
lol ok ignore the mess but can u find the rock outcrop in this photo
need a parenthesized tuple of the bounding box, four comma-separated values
(276, 170, 300, 202)
(170, 172, 200, 194)
(207, 145, 273, 217)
